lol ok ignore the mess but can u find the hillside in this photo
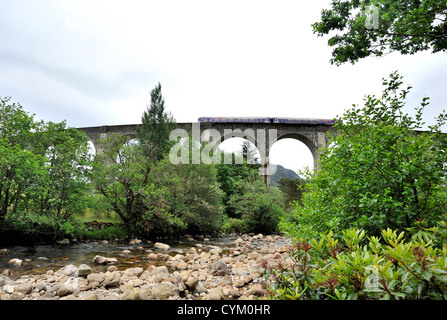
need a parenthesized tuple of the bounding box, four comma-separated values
(269, 164, 300, 186)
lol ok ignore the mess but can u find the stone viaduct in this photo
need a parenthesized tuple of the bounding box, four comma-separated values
(77, 122, 338, 186)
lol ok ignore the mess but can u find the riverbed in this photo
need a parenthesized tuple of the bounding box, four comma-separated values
(0, 236, 236, 277)
(0, 234, 290, 279)
(0, 234, 291, 300)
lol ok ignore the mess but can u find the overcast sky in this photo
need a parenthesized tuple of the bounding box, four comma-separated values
(1, 0, 446, 173)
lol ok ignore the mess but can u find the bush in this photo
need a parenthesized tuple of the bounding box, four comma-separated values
(228, 177, 286, 234)
(220, 218, 247, 234)
(76, 225, 128, 241)
(281, 72, 447, 239)
(262, 224, 447, 300)
(5, 211, 85, 239)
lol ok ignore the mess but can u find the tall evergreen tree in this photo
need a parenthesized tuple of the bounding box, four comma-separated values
(137, 82, 176, 161)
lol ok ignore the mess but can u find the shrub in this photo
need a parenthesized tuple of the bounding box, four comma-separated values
(228, 177, 286, 234)
(281, 73, 447, 239)
(76, 225, 128, 241)
(220, 218, 247, 234)
(261, 224, 447, 300)
(5, 211, 84, 239)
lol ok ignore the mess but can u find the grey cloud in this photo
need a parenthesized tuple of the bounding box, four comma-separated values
(0, 47, 159, 103)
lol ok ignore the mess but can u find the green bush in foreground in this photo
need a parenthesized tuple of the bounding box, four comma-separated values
(262, 224, 447, 300)
(281, 72, 447, 239)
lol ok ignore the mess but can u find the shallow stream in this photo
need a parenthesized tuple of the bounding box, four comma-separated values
(0, 235, 241, 279)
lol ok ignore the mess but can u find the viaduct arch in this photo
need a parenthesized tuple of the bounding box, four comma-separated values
(77, 122, 338, 185)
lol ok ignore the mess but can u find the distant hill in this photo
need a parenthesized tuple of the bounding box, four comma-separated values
(269, 164, 300, 186)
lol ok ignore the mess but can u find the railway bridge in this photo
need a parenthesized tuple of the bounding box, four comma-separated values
(77, 121, 338, 185)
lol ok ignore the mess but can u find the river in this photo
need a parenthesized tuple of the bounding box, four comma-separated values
(0, 235, 244, 279)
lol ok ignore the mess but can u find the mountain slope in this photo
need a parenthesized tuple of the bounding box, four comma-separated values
(269, 164, 299, 186)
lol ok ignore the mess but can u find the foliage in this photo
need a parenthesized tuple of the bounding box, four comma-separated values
(278, 177, 307, 207)
(76, 225, 128, 241)
(262, 225, 447, 300)
(313, 0, 447, 65)
(5, 211, 84, 238)
(150, 156, 225, 235)
(91, 131, 225, 238)
(216, 152, 260, 218)
(137, 82, 176, 160)
(31, 121, 93, 219)
(228, 176, 286, 234)
(220, 217, 247, 234)
(91, 133, 177, 237)
(0, 97, 92, 239)
(281, 72, 447, 239)
(0, 97, 43, 218)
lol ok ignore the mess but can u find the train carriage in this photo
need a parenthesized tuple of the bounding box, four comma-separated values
(198, 117, 271, 123)
(198, 117, 336, 125)
(272, 118, 336, 125)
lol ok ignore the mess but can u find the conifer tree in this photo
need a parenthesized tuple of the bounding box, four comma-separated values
(137, 82, 176, 160)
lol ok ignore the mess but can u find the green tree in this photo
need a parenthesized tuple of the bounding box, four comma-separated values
(137, 82, 176, 160)
(0, 98, 41, 219)
(92, 133, 225, 237)
(0, 97, 92, 238)
(32, 121, 92, 218)
(313, 0, 447, 65)
(91, 134, 167, 237)
(282, 72, 447, 239)
(228, 176, 286, 234)
(216, 152, 259, 218)
(150, 155, 225, 235)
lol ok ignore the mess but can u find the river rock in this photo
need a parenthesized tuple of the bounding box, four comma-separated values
(156, 253, 170, 261)
(245, 284, 266, 297)
(202, 287, 224, 300)
(153, 242, 170, 251)
(129, 238, 142, 245)
(247, 252, 259, 260)
(77, 264, 92, 277)
(82, 293, 98, 300)
(150, 266, 170, 283)
(1, 269, 12, 277)
(121, 288, 140, 300)
(55, 264, 78, 277)
(57, 284, 74, 297)
(151, 282, 178, 299)
(208, 260, 230, 276)
(57, 238, 70, 245)
(120, 249, 132, 256)
(15, 283, 33, 295)
(123, 267, 144, 278)
(195, 282, 207, 294)
(210, 246, 222, 255)
(46, 283, 61, 294)
(87, 272, 106, 284)
(139, 286, 153, 300)
(92, 255, 117, 265)
(176, 260, 188, 270)
(103, 271, 121, 288)
(185, 276, 198, 290)
(8, 258, 22, 267)
(146, 252, 158, 260)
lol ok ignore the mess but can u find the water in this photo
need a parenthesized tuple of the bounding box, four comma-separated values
(0, 235, 241, 279)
